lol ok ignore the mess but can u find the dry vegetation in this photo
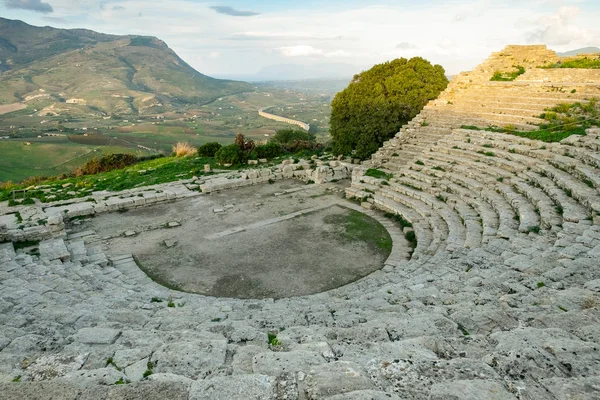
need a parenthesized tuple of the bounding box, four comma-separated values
(172, 142, 197, 157)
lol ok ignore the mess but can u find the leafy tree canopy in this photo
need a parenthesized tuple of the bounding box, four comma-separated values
(330, 57, 448, 159)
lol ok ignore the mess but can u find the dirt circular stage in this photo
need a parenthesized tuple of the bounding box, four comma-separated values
(71, 181, 393, 299)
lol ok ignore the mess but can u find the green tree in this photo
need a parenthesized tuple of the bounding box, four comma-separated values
(330, 57, 448, 159)
(271, 129, 316, 146)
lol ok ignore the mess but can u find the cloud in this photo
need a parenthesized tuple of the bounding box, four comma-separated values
(396, 42, 416, 49)
(112, 5, 125, 11)
(223, 32, 346, 41)
(278, 45, 324, 57)
(524, 6, 592, 45)
(210, 5, 259, 17)
(4, 0, 53, 13)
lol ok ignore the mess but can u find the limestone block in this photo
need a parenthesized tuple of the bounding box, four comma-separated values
(282, 165, 295, 178)
(259, 169, 271, 178)
(259, 158, 268, 163)
(248, 160, 258, 165)
(313, 166, 330, 184)
(302, 361, 373, 399)
(124, 357, 149, 382)
(252, 351, 324, 375)
(151, 340, 227, 377)
(429, 380, 517, 400)
(73, 328, 121, 345)
(107, 381, 190, 399)
(325, 390, 403, 400)
(39, 239, 70, 262)
(26, 353, 88, 381)
(61, 367, 127, 386)
(47, 214, 63, 226)
(189, 375, 274, 400)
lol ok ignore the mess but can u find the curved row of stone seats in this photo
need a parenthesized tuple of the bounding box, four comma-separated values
(2, 205, 600, 399)
(410, 131, 592, 225)
(418, 108, 540, 131)
(352, 174, 477, 252)
(438, 129, 600, 214)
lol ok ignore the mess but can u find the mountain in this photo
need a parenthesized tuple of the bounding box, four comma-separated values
(0, 18, 253, 116)
(557, 47, 600, 57)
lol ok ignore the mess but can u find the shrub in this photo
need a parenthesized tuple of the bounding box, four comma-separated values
(254, 142, 282, 159)
(74, 153, 138, 176)
(215, 144, 245, 165)
(272, 129, 316, 146)
(330, 57, 448, 159)
(284, 140, 319, 153)
(198, 142, 222, 157)
(172, 142, 197, 157)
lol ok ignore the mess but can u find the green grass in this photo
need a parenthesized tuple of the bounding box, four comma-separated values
(0, 138, 152, 182)
(542, 58, 600, 69)
(490, 65, 526, 81)
(0, 155, 222, 203)
(364, 168, 393, 181)
(268, 332, 282, 346)
(384, 212, 413, 229)
(324, 210, 393, 254)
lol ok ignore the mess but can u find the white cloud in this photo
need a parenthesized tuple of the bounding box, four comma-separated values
(2, 0, 598, 77)
(278, 45, 324, 57)
(523, 6, 592, 45)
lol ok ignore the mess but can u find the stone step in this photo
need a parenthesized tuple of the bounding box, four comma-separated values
(39, 238, 70, 263)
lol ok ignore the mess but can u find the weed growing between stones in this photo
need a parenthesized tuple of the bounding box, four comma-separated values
(528, 226, 541, 234)
(457, 323, 471, 336)
(106, 357, 122, 371)
(365, 169, 393, 180)
(143, 361, 154, 378)
(268, 332, 282, 347)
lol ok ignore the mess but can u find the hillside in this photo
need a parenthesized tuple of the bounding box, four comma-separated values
(0, 18, 253, 116)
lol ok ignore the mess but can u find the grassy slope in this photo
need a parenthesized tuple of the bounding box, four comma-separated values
(0, 139, 151, 182)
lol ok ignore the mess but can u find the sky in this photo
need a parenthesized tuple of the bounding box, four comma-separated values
(1, 0, 599, 80)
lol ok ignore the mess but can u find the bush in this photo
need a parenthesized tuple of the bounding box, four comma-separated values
(74, 154, 138, 176)
(284, 140, 320, 153)
(198, 142, 222, 157)
(172, 142, 197, 157)
(272, 129, 316, 146)
(254, 142, 282, 159)
(330, 57, 448, 159)
(215, 144, 245, 165)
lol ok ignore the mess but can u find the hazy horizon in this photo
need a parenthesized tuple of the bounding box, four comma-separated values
(1, 0, 599, 80)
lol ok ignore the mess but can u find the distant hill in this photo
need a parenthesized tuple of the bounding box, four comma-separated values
(557, 47, 600, 57)
(0, 18, 253, 116)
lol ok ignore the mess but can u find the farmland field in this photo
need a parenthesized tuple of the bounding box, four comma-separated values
(0, 137, 151, 182)
(0, 80, 341, 182)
